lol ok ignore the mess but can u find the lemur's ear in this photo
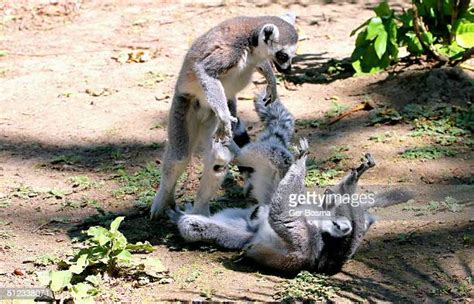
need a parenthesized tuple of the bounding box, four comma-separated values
(280, 12, 296, 26)
(322, 188, 336, 209)
(259, 24, 279, 45)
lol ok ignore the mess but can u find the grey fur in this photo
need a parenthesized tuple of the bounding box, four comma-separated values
(170, 140, 377, 274)
(230, 90, 295, 204)
(150, 15, 298, 218)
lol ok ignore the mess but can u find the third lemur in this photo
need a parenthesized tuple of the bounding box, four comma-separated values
(151, 14, 299, 218)
(231, 90, 295, 205)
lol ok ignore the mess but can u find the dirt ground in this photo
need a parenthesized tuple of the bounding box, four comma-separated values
(0, 0, 473, 303)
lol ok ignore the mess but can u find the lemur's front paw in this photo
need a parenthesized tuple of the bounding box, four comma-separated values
(215, 116, 236, 143)
(263, 86, 278, 106)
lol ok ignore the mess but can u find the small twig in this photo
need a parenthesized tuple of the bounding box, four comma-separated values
(412, 2, 449, 63)
(158, 5, 223, 26)
(33, 221, 51, 233)
(328, 101, 375, 125)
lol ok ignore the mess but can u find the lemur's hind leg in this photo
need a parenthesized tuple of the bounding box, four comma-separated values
(150, 95, 197, 219)
(355, 153, 375, 177)
(192, 140, 233, 215)
(191, 114, 234, 216)
(330, 153, 376, 196)
(169, 208, 253, 249)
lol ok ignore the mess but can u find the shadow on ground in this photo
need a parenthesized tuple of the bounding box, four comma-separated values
(284, 53, 356, 84)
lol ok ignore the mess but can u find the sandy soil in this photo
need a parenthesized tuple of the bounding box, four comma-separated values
(0, 0, 472, 302)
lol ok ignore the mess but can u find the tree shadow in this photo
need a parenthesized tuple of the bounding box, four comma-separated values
(0, 137, 165, 173)
(284, 53, 356, 84)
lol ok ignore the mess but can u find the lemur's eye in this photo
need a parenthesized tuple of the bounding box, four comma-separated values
(276, 51, 289, 62)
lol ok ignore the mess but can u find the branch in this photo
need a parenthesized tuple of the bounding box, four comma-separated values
(412, 2, 449, 63)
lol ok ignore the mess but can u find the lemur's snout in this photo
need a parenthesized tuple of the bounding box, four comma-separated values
(274, 61, 292, 74)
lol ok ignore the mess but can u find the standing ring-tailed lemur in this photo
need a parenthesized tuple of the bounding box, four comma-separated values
(169, 139, 376, 274)
(150, 14, 299, 218)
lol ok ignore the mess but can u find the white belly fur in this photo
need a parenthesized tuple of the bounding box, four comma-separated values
(220, 64, 256, 99)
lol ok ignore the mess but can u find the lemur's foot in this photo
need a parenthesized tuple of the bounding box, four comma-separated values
(295, 137, 310, 159)
(150, 191, 176, 220)
(363, 153, 376, 168)
(354, 153, 376, 177)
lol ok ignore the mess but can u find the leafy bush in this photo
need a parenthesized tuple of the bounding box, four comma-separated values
(351, 1, 473, 74)
(38, 217, 167, 303)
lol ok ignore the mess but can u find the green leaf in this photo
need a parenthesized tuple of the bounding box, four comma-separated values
(115, 249, 132, 264)
(435, 42, 465, 60)
(350, 19, 370, 37)
(36, 271, 52, 286)
(374, 2, 391, 18)
(86, 226, 111, 246)
(109, 216, 124, 233)
(70, 283, 98, 304)
(351, 60, 363, 74)
(49, 270, 72, 292)
(0, 50, 8, 57)
(134, 257, 168, 278)
(404, 32, 424, 55)
(126, 241, 154, 253)
(355, 31, 368, 48)
(366, 17, 384, 40)
(374, 30, 388, 59)
(387, 18, 398, 47)
(70, 254, 89, 274)
(421, 31, 434, 45)
(85, 274, 102, 287)
(111, 232, 128, 252)
(454, 18, 474, 48)
(399, 10, 413, 27)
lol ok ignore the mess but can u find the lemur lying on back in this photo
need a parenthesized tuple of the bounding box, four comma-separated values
(169, 94, 374, 273)
(151, 14, 299, 218)
(169, 140, 376, 274)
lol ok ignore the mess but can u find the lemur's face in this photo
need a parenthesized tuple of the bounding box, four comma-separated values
(257, 22, 298, 74)
(272, 44, 297, 74)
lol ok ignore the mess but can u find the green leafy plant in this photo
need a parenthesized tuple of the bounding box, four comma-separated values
(275, 271, 339, 302)
(406, 103, 473, 145)
(351, 1, 473, 74)
(69, 176, 99, 190)
(367, 107, 403, 125)
(38, 217, 167, 303)
(400, 145, 457, 159)
(369, 132, 394, 143)
(325, 99, 349, 119)
(113, 162, 161, 205)
(305, 167, 339, 187)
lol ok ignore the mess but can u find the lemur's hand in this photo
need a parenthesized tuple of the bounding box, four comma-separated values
(215, 115, 237, 143)
(263, 84, 278, 106)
